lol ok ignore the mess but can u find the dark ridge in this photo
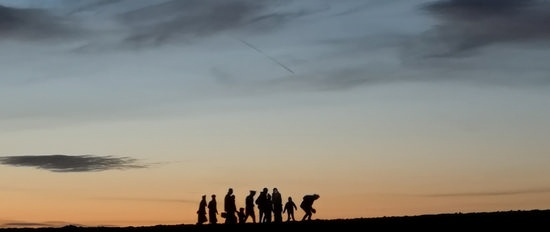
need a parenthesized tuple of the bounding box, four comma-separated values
(1, 209, 548, 231)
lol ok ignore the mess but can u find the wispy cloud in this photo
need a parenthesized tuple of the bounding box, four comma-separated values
(92, 196, 194, 203)
(0, 155, 147, 172)
(420, 0, 550, 56)
(1, 0, 309, 49)
(115, 0, 299, 47)
(421, 187, 550, 197)
(0, 221, 77, 228)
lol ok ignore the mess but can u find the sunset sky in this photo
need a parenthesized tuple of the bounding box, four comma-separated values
(1, 0, 550, 228)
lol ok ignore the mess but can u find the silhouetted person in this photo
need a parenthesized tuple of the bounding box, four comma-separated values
(208, 194, 218, 224)
(245, 190, 257, 223)
(196, 195, 208, 225)
(255, 187, 269, 223)
(264, 193, 273, 223)
(283, 196, 297, 222)
(272, 188, 283, 223)
(237, 207, 246, 224)
(224, 188, 238, 224)
(300, 194, 320, 221)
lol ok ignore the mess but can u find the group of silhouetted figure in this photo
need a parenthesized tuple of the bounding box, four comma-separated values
(196, 187, 320, 225)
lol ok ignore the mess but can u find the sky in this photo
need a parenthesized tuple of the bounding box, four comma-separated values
(1, 0, 550, 228)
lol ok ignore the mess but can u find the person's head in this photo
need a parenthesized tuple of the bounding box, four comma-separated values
(288, 197, 292, 201)
(211, 194, 216, 198)
(273, 188, 278, 193)
(250, 190, 256, 195)
(202, 195, 206, 199)
(228, 188, 233, 194)
(262, 187, 268, 193)
(313, 194, 320, 199)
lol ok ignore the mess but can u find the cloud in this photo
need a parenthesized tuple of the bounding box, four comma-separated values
(92, 196, 194, 203)
(1, 0, 308, 49)
(0, 4, 78, 40)
(113, 0, 307, 48)
(420, 0, 550, 56)
(0, 155, 147, 172)
(0, 221, 76, 228)
(422, 187, 550, 197)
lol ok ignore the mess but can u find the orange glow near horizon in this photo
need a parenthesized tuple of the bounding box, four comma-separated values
(2, 188, 550, 227)
(1, 0, 550, 228)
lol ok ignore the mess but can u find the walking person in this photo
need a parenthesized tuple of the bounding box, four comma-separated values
(208, 194, 218, 224)
(196, 195, 208, 225)
(255, 187, 269, 223)
(283, 196, 297, 222)
(245, 190, 257, 223)
(224, 188, 238, 224)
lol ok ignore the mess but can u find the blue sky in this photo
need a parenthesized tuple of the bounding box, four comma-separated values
(1, 0, 549, 227)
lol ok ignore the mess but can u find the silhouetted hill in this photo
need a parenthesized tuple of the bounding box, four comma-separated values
(1, 209, 548, 231)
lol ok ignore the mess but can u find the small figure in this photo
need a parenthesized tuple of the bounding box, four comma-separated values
(237, 207, 246, 224)
(283, 196, 297, 222)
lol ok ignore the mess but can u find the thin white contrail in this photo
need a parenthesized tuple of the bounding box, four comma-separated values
(239, 39, 295, 75)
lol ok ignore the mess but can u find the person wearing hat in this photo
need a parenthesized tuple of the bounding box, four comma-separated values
(245, 190, 257, 223)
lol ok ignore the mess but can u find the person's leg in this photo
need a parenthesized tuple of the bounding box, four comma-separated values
(259, 210, 264, 223)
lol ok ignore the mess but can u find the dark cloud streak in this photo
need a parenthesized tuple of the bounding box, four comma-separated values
(421, 0, 550, 56)
(422, 187, 550, 197)
(0, 221, 72, 228)
(240, 39, 294, 74)
(92, 196, 193, 203)
(0, 155, 146, 172)
(116, 0, 300, 48)
(1, 0, 306, 48)
(0, 4, 78, 40)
